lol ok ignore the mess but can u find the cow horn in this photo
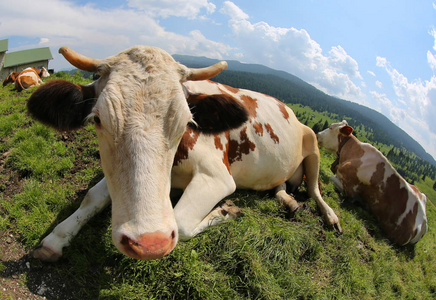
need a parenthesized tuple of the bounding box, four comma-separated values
(59, 46, 102, 72)
(187, 61, 228, 81)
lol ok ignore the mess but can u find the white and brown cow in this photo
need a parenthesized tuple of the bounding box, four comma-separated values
(7, 67, 50, 91)
(2, 71, 20, 87)
(28, 46, 340, 262)
(317, 120, 428, 245)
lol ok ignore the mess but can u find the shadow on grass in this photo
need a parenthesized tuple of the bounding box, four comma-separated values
(0, 173, 114, 299)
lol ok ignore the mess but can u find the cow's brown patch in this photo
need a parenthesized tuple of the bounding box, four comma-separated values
(173, 127, 200, 166)
(222, 132, 231, 173)
(220, 83, 240, 94)
(380, 174, 418, 244)
(277, 101, 290, 120)
(252, 121, 263, 136)
(213, 133, 231, 173)
(240, 95, 258, 118)
(265, 123, 279, 144)
(228, 126, 256, 165)
(214, 134, 224, 150)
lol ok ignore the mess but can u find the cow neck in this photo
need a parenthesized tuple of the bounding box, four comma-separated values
(330, 135, 352, 174)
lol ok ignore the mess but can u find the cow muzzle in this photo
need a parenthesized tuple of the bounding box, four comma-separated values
(120, 230, 177, 260)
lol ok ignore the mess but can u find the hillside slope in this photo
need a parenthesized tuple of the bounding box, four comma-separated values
(174, 55, 436, 166)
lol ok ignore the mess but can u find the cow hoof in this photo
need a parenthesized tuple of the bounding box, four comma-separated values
(32, 244, 62, 262)
(221, 200, 243, 218)
(288, 201, 302, 213)
(333, 222, 343, 233)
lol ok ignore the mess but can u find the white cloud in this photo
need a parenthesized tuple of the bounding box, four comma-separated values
(376, 56, 387, 68)
(431, 28, 436, 51)
(220, 1, 364, 103)
(0, 0, 229, 70)
(39, 38, 50, 45)
(220, 1, 249, 21)
(367, 70, 376, 77)
(376, 80, 383, 88)
(376, 57, 436, 159)
(428, 51, 436, 71)
(127, 0, 216, 19)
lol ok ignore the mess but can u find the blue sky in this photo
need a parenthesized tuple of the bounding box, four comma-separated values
(1, 0, 436, 161)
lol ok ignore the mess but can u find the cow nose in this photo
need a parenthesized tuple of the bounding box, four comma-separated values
(120, 230, 176, 260)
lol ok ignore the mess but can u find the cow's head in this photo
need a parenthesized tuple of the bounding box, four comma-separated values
(28, 46, 248, 260)
(317, 120, 353, 153)
(40, 67, 50, 78)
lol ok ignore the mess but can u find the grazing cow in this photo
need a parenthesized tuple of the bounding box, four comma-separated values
(317, 120, 428, 245)
(14, 67, 50, 91)
(2, 72, 20, 87)
(27, 46, 341, 262)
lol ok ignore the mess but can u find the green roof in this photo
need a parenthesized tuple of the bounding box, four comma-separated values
(0, 39, 8, 52)
(3, 47, 53, 68)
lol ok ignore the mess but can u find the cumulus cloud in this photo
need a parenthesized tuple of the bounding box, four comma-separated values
(220, 1, 364, 102)
(376, 56, 436, 159)
(127, 0, 216, 19)
(428, 51, 436, 72)
(0, 0, 229, 70)
(220, 1, 249, 21)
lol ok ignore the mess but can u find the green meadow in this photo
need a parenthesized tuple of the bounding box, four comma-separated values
(0, 73, 435, 299)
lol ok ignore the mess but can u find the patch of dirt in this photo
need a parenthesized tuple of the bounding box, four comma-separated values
(0, 231, 89, 300)
(0, 232, 46, 299)
(0, 127, 100, 299)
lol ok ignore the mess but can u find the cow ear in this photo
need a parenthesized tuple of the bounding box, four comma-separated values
(187, 94, 249, 134)
(27, 79, 97, 131)
(340, 125, 353, 136)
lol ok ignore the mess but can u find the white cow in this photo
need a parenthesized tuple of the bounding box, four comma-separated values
(28, 46, 341, 261)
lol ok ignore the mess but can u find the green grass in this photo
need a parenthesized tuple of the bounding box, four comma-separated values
(0, 74, 435, 299)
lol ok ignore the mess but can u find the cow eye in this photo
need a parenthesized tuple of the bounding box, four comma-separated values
(94, 115, 101, 124)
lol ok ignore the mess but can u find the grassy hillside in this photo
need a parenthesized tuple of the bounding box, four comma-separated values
(0, 74, 435, 299)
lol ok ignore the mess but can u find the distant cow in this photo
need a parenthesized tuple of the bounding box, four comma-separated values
(27, 46, 341, 262)
(15, 67, 50, 91)
(2, 72, 20, 87)
(317, 120, 428, 245)
(2, 67, 50, 91)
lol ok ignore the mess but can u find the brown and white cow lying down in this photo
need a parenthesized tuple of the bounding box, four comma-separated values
(317, 120, 428, 245)
(2, 67, 50, 91)
(27, 46, 341, 262)
(2, 72, 20, 87)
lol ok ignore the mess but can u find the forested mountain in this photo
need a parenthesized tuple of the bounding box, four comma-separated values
(174, 54, 436, 167)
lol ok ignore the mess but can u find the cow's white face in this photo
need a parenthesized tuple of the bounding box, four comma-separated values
(90, 47, 192, 259)
(27, 45, 238, 260)
(317, 120, 349, 153)
(41, 67, 50, 78)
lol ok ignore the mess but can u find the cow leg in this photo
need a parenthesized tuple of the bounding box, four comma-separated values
(33, 178, 110, 262)
(275, 183, 300, 212)
(303, 153, 342, 232)
(174, 168, 237, 241)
